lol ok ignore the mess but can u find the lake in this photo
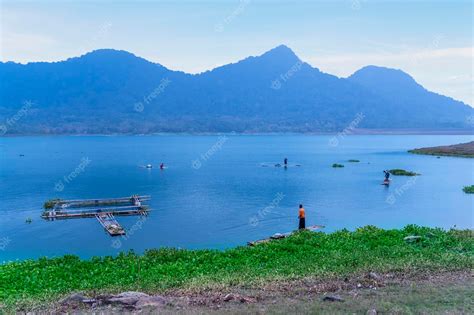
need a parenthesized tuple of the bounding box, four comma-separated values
(0, 135, 473, 262)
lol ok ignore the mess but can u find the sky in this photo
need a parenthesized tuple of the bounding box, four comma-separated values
(1, 0, 473, 105)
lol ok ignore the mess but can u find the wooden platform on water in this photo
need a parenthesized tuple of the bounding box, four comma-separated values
(41, 205, 150, 219)
(96, 213, 126, 236)
(51, 195, 151, 208)
(42, 195, 151, 236)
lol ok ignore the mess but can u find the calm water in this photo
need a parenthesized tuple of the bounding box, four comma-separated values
(0, 135, 473, 262)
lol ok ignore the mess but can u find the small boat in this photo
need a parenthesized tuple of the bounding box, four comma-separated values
(382, 179, 390, 185)
(146, 164, 153, 169)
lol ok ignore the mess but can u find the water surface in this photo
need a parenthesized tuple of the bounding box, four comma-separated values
(0, 135, 473, 261)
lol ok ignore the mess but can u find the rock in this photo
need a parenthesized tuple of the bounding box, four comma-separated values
(368, 272, 380, 281)
(404, 235, 422, 242)
(323, 295, 344, 302)
(106, 291, 150, 306)
(223, 294, 234, 302)
(135, 295, 166, 309)
(367, 309, 377, 315)
(271, 233, 285, 239)
(239, 296, 256, 303)
(60, 292, 87, 305)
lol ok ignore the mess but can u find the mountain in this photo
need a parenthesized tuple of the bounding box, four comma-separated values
(0, 45, 472, 134)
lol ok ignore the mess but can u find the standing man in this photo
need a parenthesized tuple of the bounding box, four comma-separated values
(298, 204, 305, 230)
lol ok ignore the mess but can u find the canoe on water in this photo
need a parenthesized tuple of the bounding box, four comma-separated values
(248, 225, 325, 246)
(260, 163, 302, 168)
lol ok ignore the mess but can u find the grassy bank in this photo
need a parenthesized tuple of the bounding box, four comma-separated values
(0, 226, 472, 310)
(408, 141, 474, 158)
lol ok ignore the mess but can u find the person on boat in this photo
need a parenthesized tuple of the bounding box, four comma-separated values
(284, 158, 288, 166)
(160, 163, 165, 170)
(298, 204, 306, 230)
(384, 170, 390, 180)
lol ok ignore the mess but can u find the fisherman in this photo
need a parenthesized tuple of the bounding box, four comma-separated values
(298, 204, 305, 230)
(284, 158, 288, 166)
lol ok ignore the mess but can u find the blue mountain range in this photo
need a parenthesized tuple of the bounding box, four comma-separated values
(1, 45, 472, 134)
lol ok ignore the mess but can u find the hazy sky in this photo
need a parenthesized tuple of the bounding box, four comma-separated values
(1, 0, 473, 105)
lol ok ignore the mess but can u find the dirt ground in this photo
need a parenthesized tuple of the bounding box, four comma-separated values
(42, 270, 473, 314)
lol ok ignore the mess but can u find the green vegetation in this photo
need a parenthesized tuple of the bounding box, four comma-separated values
(463, 185, 474, 194)
(43, 199, 61, 209)
(0, 226, 472, 310)
(389, 169, 420, 176)
(409, 142, 474, 158)
(332, 163, 344, 168)
(348, 159, 360, 162)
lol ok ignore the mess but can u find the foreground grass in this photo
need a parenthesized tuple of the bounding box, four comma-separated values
(0, 226, 472, 310)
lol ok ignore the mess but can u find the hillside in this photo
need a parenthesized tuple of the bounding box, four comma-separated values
(409, 141, 474, 157)
(0, 45, 472, 134)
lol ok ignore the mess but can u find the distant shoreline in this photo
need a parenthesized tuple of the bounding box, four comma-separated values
(1, 129, 473, 137)
(409, 141, 474, 158)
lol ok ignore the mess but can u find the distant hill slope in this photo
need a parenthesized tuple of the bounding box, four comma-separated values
(409, 141, 474, 157)
(0, 45, 472, 134)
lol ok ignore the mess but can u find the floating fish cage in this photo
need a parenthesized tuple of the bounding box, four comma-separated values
(42, 195, 151, 236)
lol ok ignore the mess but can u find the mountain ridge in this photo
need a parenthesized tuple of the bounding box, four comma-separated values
(0, 45, 472, 135)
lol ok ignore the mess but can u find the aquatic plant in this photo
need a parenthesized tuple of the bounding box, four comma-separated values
(0, 225, 471, 310)
(348, 159, 360, 162)
(389, 169, 419, 176)
(43, 199, 62, 209)
(463, 185, 474, 194)
(332, 163, 344, 168)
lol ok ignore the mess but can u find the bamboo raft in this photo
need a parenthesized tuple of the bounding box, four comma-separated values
(42, 195, 151, 236)
(96, 213, 126, 236)
(50, 195, 151, 208)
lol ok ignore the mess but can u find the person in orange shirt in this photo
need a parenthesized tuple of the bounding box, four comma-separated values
(298, 204, 305, 230)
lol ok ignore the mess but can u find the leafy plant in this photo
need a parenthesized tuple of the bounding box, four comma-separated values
(43, 199, 61, 209)
(389, 169, 419, 176)
(463, 185, 474, 194)
(0, 226, 471, 310)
